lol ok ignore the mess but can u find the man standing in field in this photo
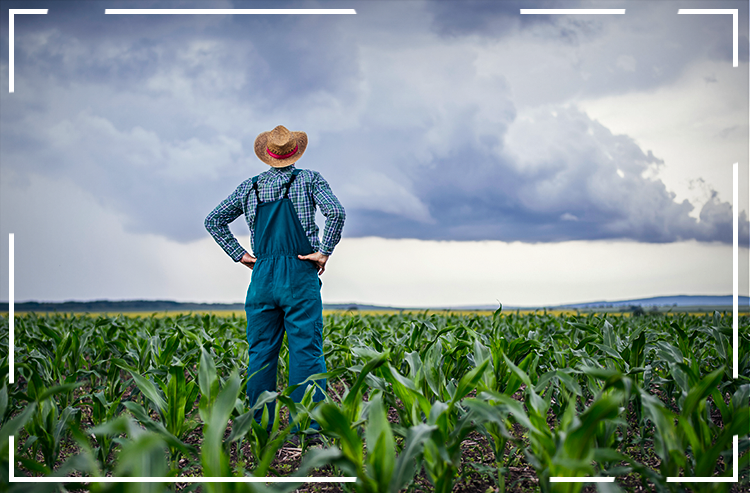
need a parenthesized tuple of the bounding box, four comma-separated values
(205, 125, 345, 432)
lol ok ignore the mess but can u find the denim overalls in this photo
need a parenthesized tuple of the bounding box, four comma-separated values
(244, 169, 327, 426)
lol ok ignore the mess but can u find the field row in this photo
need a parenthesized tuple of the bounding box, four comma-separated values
(0, 310, 748, 493)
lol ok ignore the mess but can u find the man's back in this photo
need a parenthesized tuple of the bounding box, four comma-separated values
(204, 164, 345, 263)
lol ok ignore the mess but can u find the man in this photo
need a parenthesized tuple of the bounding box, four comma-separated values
(204, 125, 345, 431)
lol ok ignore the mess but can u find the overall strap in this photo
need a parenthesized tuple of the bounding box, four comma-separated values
(282, 169, 302, 199)
(251, 176, 262, 204)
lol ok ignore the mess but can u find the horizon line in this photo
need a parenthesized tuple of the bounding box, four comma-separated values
(2, 293, 749, 310)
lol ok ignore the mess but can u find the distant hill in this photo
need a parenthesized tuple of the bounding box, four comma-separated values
(434, 295, 749, 311)
(553, 295, 749, 310)
(1, 295, 747, 313)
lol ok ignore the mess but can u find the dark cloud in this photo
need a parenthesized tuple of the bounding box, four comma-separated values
(4, 0, 361, 100)
(2, 1, 365, 243)
(427, 0, 581, 38)
(425, 0, 749, 105)
(343, 105, 749, 246)
(1, 0, 747, 248)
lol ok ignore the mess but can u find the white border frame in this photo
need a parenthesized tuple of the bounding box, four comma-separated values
(4, 4, 745, 487)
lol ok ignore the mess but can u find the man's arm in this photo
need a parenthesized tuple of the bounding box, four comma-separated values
(310, 172, 346, 257)
(204, 184, 250, 263)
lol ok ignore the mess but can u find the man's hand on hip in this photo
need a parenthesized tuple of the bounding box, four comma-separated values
(240, 252, 257, 270)
(298, 252, 329, 275)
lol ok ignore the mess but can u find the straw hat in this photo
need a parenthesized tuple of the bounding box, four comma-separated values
(254, 125, 308, 168)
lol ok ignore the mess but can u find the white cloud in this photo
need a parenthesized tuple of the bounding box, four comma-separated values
(576, 58, 748, 220)
(0, 170, 250, 303)
(322, 237, 748, 307)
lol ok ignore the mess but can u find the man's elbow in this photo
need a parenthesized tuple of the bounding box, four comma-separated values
(334, 207, 346, 223)
(204, 215, 215, 233)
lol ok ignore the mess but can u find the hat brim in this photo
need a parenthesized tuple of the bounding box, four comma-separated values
(254, 131, 308, 168)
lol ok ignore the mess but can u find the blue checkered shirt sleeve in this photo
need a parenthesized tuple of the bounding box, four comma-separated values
(311, 171, 346, 256)
(204, 180, 252, 262)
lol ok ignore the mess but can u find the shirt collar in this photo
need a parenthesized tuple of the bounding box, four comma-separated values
(269, 164, 296, 175)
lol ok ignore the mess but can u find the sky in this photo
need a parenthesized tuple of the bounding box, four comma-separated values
(1, 0, 748, 308)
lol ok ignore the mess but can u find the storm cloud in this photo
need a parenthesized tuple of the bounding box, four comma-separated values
(1, 0, 747, 248)
(344, 104, 749, 244)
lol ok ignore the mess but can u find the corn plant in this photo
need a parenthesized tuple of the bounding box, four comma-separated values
(88, 415, 173, 491)
(640, 371, 749, 492)
(112, 362, 199, 471)
(17, 379, 81, 474)
(226, 383, 315, 476)
(417, 358, 490, 493)
(381, 362, 431, 434)
(473, 353, 636, 493)
(1, 401, 37, 488)
(201, 371, 241, 482)
(87, 390, 122, 469)
(310, 392, 434, 493)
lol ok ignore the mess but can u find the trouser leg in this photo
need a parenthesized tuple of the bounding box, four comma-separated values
(245, 302, 285, 426)
(283, 296, 327, 429)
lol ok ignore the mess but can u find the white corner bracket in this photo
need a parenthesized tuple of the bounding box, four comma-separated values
(678, 9, 739, 67)
(8, 9, 48, 93)
(667, 436, 739, 483)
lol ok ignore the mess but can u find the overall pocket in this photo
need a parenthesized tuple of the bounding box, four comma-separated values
(245, 259, 273, 306)
(292, 259, 321, 300)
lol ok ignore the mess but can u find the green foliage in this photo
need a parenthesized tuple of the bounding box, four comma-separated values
(0, 310, 747, 492)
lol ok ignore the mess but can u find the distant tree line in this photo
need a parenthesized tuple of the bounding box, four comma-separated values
(0, 300, 245, 313)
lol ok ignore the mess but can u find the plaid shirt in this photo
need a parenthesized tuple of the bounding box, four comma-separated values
(205, 165, 346, 261)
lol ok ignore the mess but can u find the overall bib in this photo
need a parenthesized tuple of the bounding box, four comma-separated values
(244, 169, 327, 427)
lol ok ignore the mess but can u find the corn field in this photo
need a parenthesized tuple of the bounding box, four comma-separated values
(0, 309, 748, 493)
